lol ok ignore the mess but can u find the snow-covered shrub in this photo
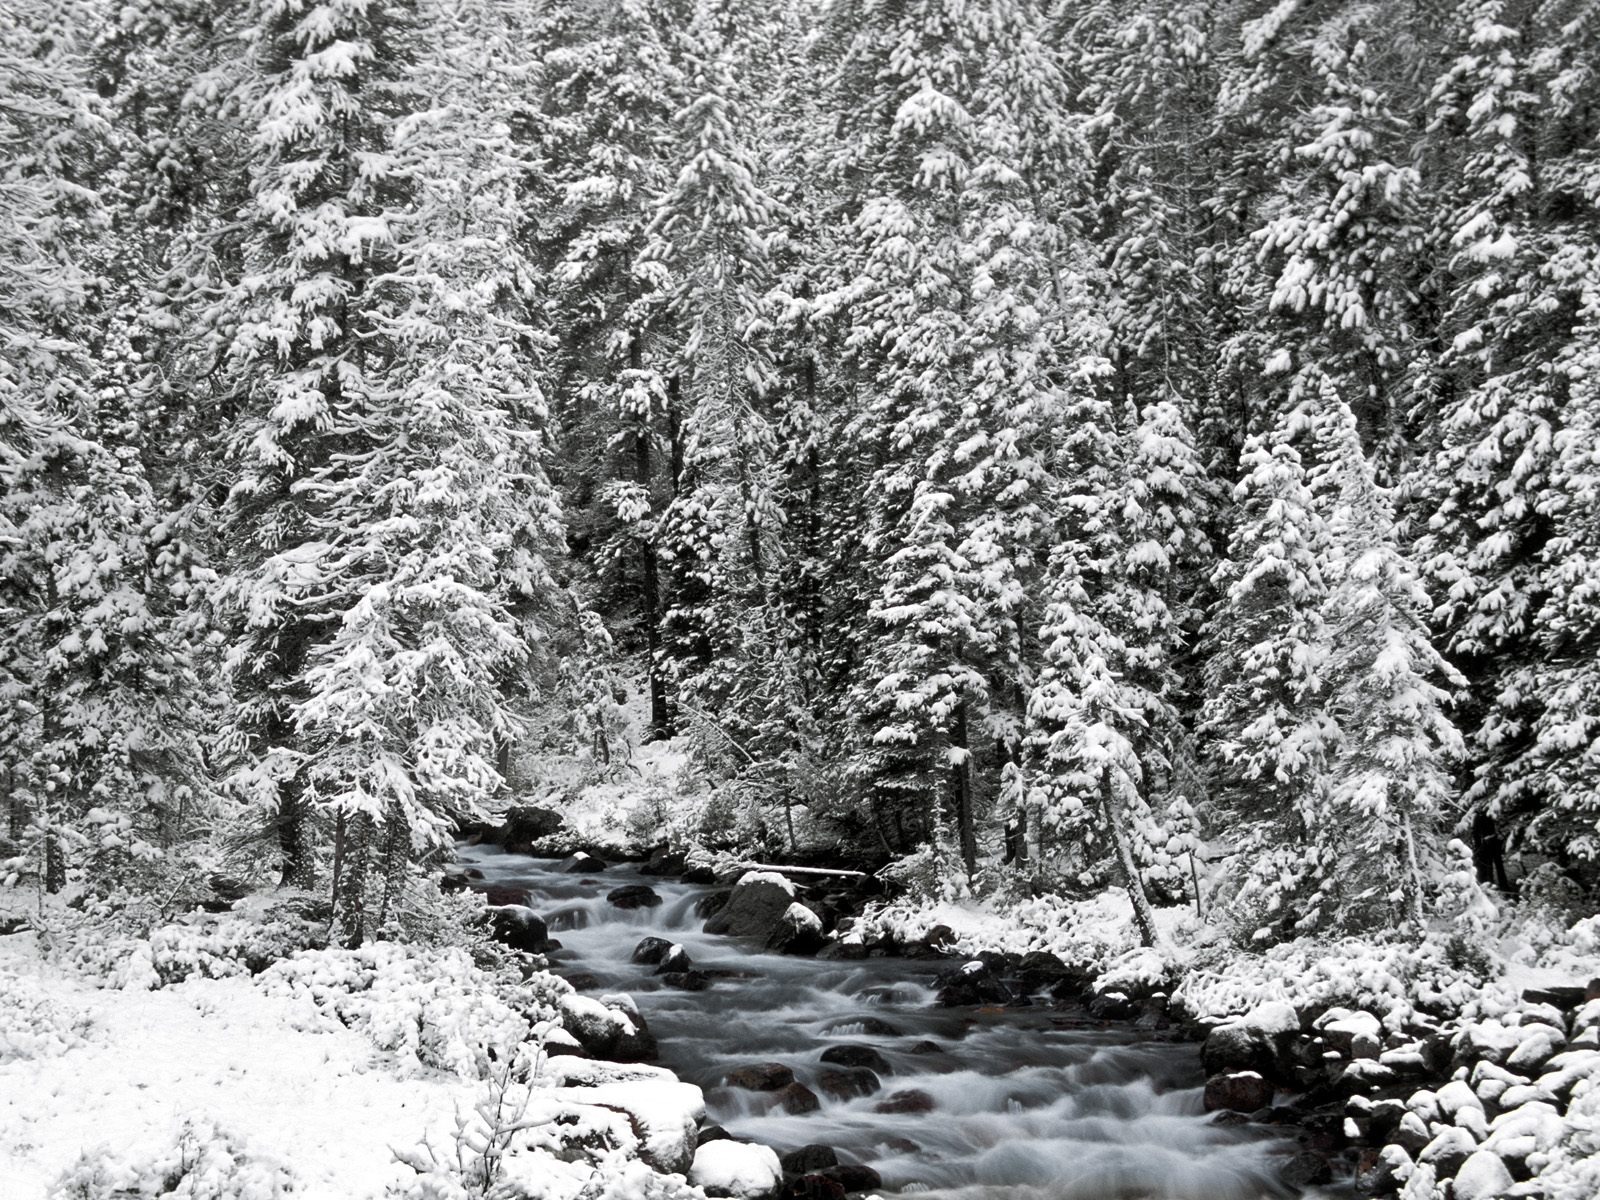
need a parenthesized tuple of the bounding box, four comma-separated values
(258, 943, 562, 1078)
(0, 962, 90, 1061)
(37, 900, 325, 989)
(48, 1117, 298, 1199)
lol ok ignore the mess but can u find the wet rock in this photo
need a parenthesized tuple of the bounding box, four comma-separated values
(697, 1125, 732, 1146)
(779, 1177, 846, 1200)
(775, 1082, 821, 1114)
(1279, 1152, 1332, 1189)
(881, 1137, 918, 1154)
(918, 925, 957, 955)
(873, 1088, 935, 1114)
(1209, 1110, 1250, 1127)
(725, 1062, 795, 1091)
(559, 993, 657, 1062)
(662, 970, 713, 991)
(706, 872, 803, 943)
(817, 1067, 881, 1100)
(766, 902, 827, 955)
(819, 1165, 881, 1194)
(632, 936, 675, 966)
(640, 848, 690, 877)
(907, 1040, 943, 1055)
(1087, 990, 1138, 1021)
(1201, 1023, 1276, 1078)
(1016, 950, 1073, 988)
(485, 886, 532, 906)
(655, 945, 693, 974)
(1522, 985, 1589, 1011)
(780, 1146, 838, 1176)
(936, 960, 1015, 1007)
(485, 905, 548, 954)
(819, 1044, 891, 1073)
(696, 890, 733, 919)
(439, 867, 470, 894)
(464, 867, 485, 879)
(496, 805, 564, 852)
(608, 884, 662, 910)
(1355, 1145, 1414, 1193)
(1202, 1071, 1273, 1114)
(683, 865, 719, 885)
(558, 852, 607, 874)
(822, 1016, 901, 1037)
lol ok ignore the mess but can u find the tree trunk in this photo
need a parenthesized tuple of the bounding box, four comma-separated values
(44, 828, 66, 894)
(631, 338, 673, 742)
(1100, 771, 1158, 948)
(376, 805, 409, 931)
(277, 778, 315, 889)
(334, 812, 374, 948)
(950, 703, 978, 880)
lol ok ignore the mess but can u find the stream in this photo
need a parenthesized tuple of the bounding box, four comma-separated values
(458, 846, 1345, 1200)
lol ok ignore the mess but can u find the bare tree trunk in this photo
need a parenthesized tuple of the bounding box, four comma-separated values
(277, 779, 315, 889)
(44, 828, 66, 894)
(334, 812, 374, 948)
(631, 338, 673, 742)
(951, 702, 978, 881)
(1100, 771, 1158, 948)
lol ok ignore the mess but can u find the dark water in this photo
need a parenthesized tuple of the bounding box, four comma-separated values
(459, 846, 1337, 1200)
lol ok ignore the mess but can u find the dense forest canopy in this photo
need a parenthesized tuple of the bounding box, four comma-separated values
(3, 0, 1598, 948)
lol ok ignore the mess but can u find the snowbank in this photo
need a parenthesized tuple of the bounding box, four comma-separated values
(689, 1140, 783, 1199)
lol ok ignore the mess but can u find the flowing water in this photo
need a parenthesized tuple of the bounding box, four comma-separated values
(459, 846, 1344, 1200)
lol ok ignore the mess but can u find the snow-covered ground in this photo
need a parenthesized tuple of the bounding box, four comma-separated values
(0, 930, 468, 1197)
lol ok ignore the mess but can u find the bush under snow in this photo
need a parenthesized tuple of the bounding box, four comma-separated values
(48, 1117, 298, 1200)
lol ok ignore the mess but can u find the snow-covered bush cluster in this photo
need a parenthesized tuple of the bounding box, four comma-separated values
(257, 943, 565, 1078)
(48, 1118, 297, 1200)
(0, 961, 90, 1062)
(36, 901, 324, 991)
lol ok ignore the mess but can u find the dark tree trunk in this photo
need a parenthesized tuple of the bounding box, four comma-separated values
(1100, 772, 1158, 948)
(950, 703, 978, 880)
(277, 778, 315, 889)
(334, 812, 374, 948)
(44, 828, 66, 894)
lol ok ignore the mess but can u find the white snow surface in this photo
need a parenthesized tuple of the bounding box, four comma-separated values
(0, 932, 464, 1197)
(688, 1140, 782, 1199)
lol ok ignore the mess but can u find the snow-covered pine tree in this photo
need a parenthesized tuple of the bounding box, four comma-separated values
(645, 3, 791, 767)
(532, 0, 690, 742)
(1418, 0, 1600, 867)
(1200, 418, 1339, 939)
(1, 0, 212, 896)
(199, 0, 565, 942)
(1316, 386, 1463, 930)
(821, 0, 1099, 877)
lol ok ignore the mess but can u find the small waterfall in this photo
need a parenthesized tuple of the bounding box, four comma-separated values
(458, 845, 1342, 1200)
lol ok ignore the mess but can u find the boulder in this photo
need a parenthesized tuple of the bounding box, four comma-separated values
(766, 903, 827, 955)
(633, 937, 676, 966)
(691, 1141, 783, 1200)
(706, 872, 801, 941)
(558, 852, 607, 875)
(819, 1165, 881, 1194)
(1418, 1126, 1477, 1177)
(819, 1044, 891, 1073)
(559, 993, 657, 1062)
(936, 960, 1014, 1008)
(874, 1088, 935, 1114)
(774, 1082, 821, 1114)
(697, 890, 733, 919)
(822, 1016, 901, 1037)
(496, 805, 564, 851)
(1279, 1152, 1332, 1190)
(662, 970, 713, 992)
(608, 884, 663, 910)
(1452, 1150, 1514, 1200)
(439, 867, 470, 894)
(640, 848, 690, 877)
(698, 1126, 732, 1145)
(655, 945, 693, 974)
(485, 886, 531, 907)
(817, 1067, 881, 1100)
(1506, 1024, 1566, 1074)
(1355, 1145, 1414, 1194)
(780, 1146, 839, 1176)
(907, 1040, 943, 1055)
(1203, 1071, 1273, 1114)
(486, 905, 549, 954)
(1087, 991, 1138, 1021)
(544, 1058, 702, 1175)
(779, 1178, 846, 1200)
(725, 1063, 795, 1091)
(1201, 1023, 1276, 1078)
